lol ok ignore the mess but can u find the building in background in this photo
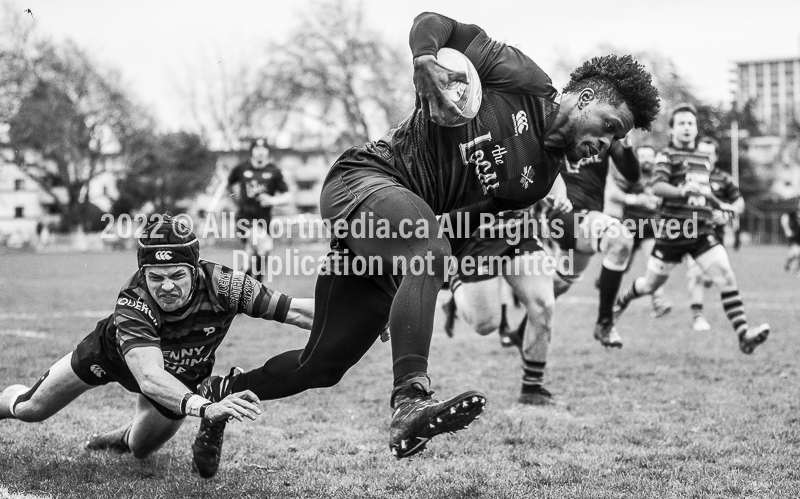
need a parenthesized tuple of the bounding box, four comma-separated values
(734, 56, 800, 201)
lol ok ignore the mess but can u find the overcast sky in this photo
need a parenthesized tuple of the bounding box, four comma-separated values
(9, 0, 800, 130)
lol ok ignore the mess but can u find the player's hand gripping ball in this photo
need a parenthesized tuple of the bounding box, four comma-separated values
(435, 48, 482, 127)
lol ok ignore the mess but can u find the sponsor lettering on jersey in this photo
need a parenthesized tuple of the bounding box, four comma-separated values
(512, 110, 529, 135)
(163, 345, 213, 374)
(469, 149, 500, 195)
(204, 327, 216, 336)
(117, 297, 158, 326)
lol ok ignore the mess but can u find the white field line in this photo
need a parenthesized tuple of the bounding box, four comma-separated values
(0, 311, 107, 320)
(0, 486, 53, 499)
(0, 329, 49, 339)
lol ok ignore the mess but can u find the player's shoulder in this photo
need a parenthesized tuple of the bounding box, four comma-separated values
(114, 271, 161, 328)
(200, 259, 253, 311)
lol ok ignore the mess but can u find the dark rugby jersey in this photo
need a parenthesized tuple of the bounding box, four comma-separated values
(709, 168, 741, 204)
(228, 162, 288, 220)
(370, 13, 565, 216)
(97, 260, 291, 382)
(653, 144, 715, 229)
(563, 146, 639, 212)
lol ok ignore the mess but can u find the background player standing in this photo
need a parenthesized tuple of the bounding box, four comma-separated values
(214, 138, 292, 282)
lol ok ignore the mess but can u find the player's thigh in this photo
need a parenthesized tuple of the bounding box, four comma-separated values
(574, 211, 621, 254)
(128, 395, 184, 458)
(694, 244, 737, 287)
(504, 256, 555, 319)
(453, 278, 503, 335)
(13, 352, 94, 420)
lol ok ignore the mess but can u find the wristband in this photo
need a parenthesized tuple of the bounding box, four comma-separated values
(185, 394, 213, 418)
(180, 392, 193, 415)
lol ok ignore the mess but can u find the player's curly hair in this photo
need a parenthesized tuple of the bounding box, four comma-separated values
(563, 54, 660, 131)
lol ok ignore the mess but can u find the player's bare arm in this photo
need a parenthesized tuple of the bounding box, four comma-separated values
(545, 174, 572, 214)
(124, 346, 261, 422)
(282, 297, 314, 330)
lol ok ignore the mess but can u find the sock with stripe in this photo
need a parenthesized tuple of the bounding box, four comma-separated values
(720, 289, 748, 337)
(691, 303, 704, 319)
(521, 360, 546, 394)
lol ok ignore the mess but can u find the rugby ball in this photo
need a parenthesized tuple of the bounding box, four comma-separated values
(436, 47, 482, 127)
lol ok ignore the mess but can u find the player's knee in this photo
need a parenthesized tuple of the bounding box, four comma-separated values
(308, 364, 348, 388)
(130, 443, 156, 460)
(423, 238, 452, 281)
(13, 401, 53, 423)
(472, 317, 499, 336)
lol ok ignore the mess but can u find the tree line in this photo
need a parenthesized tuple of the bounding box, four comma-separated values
(0, 0, 767, 232)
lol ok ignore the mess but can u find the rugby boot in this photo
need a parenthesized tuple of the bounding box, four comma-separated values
(518, 385, 557, 406)
(191, 367, 243, 479)
(85, 424, 131, 454)
(389, 376, 486, 459)
(650, 297, 673, 318)
(692, 315, 712, 332)
(594, 320, 623, 349)
(739, 323, 770, 354)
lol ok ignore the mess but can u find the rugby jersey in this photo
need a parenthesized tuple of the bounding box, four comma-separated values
(97, 260, 292, 382)
(709, 168, 741, 204)
(371, 13, 565, 216)
(228, 161, 288, 220)
(562, 145, 640, 213)
(653, 144, 715, 230)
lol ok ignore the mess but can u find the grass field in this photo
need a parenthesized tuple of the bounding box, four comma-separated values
(0, 244, 799, 498)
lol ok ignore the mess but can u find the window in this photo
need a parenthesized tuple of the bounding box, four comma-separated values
(14, 206, 24, 218)
(14, 179, 24, 191)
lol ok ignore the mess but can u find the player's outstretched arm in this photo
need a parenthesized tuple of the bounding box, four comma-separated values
(283, 297, 314, 330)
(125, 346, 261, 421)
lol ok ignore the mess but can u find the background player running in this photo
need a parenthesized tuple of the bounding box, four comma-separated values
(614, 103, 770, 354)
(780, 199, 800, 276)
(605, 143, 672, 317)
(0, 216, 313, 479)
(192, 11, 660, 467)
(548, 136, 641, 348)
(685, 137, 745, 332)
(211, 138, 292, 282)
(445, 181, 572, 406)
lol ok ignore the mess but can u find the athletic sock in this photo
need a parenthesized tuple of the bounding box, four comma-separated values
(691, 303, 704, 319)
(597, 266, 624, 323)
(498, 304, 509, 334)
(721, 290, 748, 337)
(521, 360, 546, 393)
(617, 278, 644, 309)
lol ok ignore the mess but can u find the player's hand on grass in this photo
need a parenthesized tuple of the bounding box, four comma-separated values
(413, 55, 465, 125)
(204, 390, 261, 422)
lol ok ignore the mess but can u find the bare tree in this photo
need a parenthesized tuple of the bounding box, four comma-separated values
(243, 0, 414, 149)
(1, 3, 153, 230)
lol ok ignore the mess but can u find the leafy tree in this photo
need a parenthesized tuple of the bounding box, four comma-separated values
(112, 132, 216, 215)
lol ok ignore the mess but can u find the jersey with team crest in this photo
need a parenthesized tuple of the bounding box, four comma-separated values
(228, 162, 288, 221)
(95, 260, 291, 383)
(653, 144, 716, 235)
(374, 16, 565, 216)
